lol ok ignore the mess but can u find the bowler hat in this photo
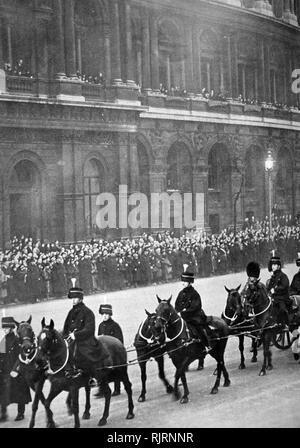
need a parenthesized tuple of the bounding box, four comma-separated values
(99, 304, 112, 315)
(1, 316, 16, 329)
(68, 287, 84, 299)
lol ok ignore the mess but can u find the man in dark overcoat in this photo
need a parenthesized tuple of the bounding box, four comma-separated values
(266, 255, 291, 327)
(175, 270, 211, 350)
(97, 304, 124, 396)
(62, 287, 109, 378)
(290, 254, 300, 296)
(0, 317, 31, 422)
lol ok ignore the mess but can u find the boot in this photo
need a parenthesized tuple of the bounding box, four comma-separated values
(15, 404, 25, 421)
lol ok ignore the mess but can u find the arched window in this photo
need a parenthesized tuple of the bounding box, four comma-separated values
(9, 160, 42, 239)
(83, 158, 105, 235)
(237, 36, 258, 101)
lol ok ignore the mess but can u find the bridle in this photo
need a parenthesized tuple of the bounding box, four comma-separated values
(17, 323, 38, 365)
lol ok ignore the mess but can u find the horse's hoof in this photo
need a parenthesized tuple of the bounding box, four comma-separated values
(210, 388, 218, 395)
(98, 418, 107, 427)
(166, 385, 174, 394)
(293, 353, 299, 361)
(82, 412, 90, 420)
(138, 396, 145, 403)
(259, 370, 266, 376)
(223, 380, 231, 387)
(239, 364, 246, 370)
(180, 396, 189, 404)
(251, 357, 257, 363)
(29, 421, 34, 429)
(126, 412, 135, 420)
(47, 422, 56, 428)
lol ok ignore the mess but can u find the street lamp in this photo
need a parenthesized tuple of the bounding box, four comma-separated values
(265, 150, 274, 238)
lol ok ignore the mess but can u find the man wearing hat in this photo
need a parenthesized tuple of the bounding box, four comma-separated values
(241, 261, 268, 300)
(266, 255, 291, 328)
(96, 304, 124, 397)
(175, 268, 211, 351)
(290, 254, 300, 296)
(0, 317, 31, 422)
(63, 286, 109, 378)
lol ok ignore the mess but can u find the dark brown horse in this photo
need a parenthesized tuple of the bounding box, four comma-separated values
(134, 311, 173, 402)
(37, 318, 134, 427)
(222, 286, 259, 369)
(153, 296, 230, 404)
(12, 316, 55, 428)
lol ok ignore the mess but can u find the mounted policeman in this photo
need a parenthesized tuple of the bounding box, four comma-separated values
(175, 267, 212, 351)
(62, 285, 110, 378)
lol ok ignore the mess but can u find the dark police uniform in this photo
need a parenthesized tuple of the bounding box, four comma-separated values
(290, 256, 300, 296)
(63, 288, 109, 374)
(175, 272, 211, 348)
(97, 304, 124, 396)
(0, 317, 31, 422)
(266, 256, 291, 326)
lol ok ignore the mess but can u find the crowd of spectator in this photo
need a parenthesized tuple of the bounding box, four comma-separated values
(0, 218, 300, 306)
(75, 71, 106, 86)
(4, 59, 33, 78)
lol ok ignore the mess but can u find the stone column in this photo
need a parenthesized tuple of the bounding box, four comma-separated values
(129, 134, 140, 193)
(118, 133, 130, 237)
(110, 0, 122, 84)
(64, 0, 77, 77)
(7, 24, 12, 67)
(149, 13, 160, 91)
(192, 169, 206, 231)
(184, 20, 194, 93)
(53, 0, 66, 77)
(230, 35, 238, 99)
(123, 0, 135, 85)
(103, 24, 111, 84)
(192, 23, 200, 92)
(141, 12, 151, 91)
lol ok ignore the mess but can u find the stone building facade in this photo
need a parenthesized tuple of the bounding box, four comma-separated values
(0, 0, 299, 246)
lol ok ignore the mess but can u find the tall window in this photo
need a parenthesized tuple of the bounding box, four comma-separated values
(84, 158, 105, 235)
(158, 21, 184, 92)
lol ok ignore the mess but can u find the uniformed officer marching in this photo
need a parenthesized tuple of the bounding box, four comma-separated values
(175, 270, 211, 351)
(96, 304, 124, 397)
(63, 286, 109, 378)
(266, 255, 291, 328)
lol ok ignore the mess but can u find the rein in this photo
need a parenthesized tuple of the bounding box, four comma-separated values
(247, 296, 272, 319)
(165, 316, 185, 342)
(19, 347, 38, 365)
(138, 318, 156, 345)
(46, 339, 69, 376)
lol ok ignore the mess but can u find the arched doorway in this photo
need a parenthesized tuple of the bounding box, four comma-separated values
(207, 143, 231, 231)
(83, 158, 105, 238)
(9, 160, 42, 239)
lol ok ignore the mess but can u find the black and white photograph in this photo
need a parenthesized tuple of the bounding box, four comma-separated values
(0, 0, 300, 433)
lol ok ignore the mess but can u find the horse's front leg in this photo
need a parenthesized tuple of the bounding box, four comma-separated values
(251, 337, 258, 363)
(259, 334, 270, 376)
(97, 381, 111, 426)
(157, 356, 173, 394)
(44, 382, 64, 428)
(137, 359, 147, 402)
(70, 386, 80, 428)
(238, 335, 246, 369)
(211, 361, 221, 394)
(82, 385, 91, 420)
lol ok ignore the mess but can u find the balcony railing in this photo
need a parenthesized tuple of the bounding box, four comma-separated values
(6, 75, 36, 95)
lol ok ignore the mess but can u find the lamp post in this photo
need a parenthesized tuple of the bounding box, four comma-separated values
(265, 150, 274, 239)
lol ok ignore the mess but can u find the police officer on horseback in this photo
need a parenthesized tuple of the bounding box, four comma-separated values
(63, 286, 109, 379)
(266, 255, 291, 328)
(175, 268, 211, 351)
(241, 261, 268, 306)
(290, 253, 300, 296)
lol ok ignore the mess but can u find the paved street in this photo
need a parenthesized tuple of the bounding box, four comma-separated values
(1, 263, 300, 428)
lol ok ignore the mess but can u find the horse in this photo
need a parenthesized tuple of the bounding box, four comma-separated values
(133, 311, 173, 402)
(153, 296, 230, 404)
(240, 280, 276, 376)
(222, 285, 260, 369)
(12, 316, 55, 428)
(37, 318, 134, 427)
